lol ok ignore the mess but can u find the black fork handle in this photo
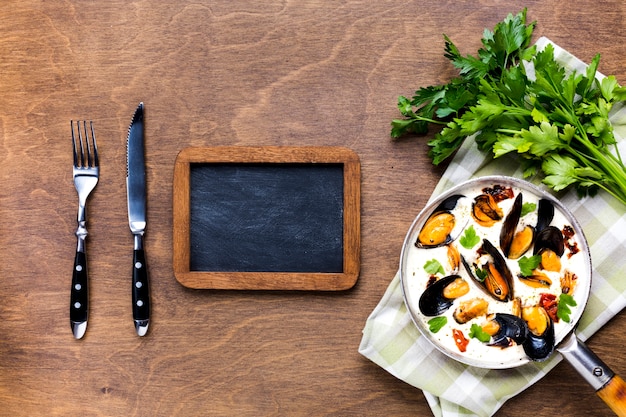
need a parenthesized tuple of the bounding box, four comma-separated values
(70, 251, 88, 338)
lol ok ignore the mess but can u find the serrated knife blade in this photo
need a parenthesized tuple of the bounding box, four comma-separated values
(126, 102, 150, 336)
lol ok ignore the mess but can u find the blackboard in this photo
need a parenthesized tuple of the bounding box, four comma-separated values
(173, 146, 360, 290)
(189, 163, 344, 273)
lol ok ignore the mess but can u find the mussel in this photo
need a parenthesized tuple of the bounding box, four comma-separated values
(471, 194, 504, 227)
(518, 270, 552, 289)
(463, 239, 514, 302)
(453, 297, 489, 324)
(560, 270, 577, 295)
(484, 263, 512, 302)
(500, 193, 523, 257)
(417, 212, 455, 248)
(447, 244, 461, 273)
(418, 275, 468, 316)
(540, 248, 561, 272)
(442, 276, 470, 299)
(435, 194, 465, 212)
(532, 199, 564, 260)
(416, 195, 465, 249)
(507, 226, 534, 259)
(501, 196, 560, 260)
(483, 313, 529, 348)
(500, 193, 536, 259)
(521, 306, 555, 361)
(533, 226, 565, 257)
(536, 198, 555, 234)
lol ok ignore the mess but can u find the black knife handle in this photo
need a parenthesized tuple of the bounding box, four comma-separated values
(70, 251, 88, 324)
(132, 248, 150, 322)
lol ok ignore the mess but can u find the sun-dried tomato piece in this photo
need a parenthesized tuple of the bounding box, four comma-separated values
(539, 293, 558, 323)
(452, 329, 469, 352)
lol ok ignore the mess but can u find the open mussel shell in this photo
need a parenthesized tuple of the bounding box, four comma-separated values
(418, 275, 458, 316)
(400, 176, 592, 369)
(490, 313, 529, 347)
(507, 225, 534, 259)
(523, 320, 556, 361)
(462, 239, 514, 302)
(471, 194, 504, 227)
(499, 193, 523, 257)
(536, 198, 555, 234)
(500, 194, 557, 259)
(533, 225, 565, 257)
(434, 194, 465, 212)
(415, 194, 465, 248)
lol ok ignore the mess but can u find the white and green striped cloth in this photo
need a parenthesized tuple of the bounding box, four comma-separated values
(359, 37, 626, 417)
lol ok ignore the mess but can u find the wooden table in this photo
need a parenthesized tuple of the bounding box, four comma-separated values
(1, 1, 625, 416)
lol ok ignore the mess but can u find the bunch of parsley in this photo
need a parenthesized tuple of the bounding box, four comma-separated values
(392, 9, 626, 206)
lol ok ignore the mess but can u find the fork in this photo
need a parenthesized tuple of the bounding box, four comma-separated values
(70, 120, 99, 339)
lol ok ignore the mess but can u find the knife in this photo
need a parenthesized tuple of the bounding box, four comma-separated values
(126, 102, 150, 336)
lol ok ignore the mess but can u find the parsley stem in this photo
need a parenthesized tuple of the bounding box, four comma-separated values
(410, 114, 448, 125)
(570, 134, 626, 205)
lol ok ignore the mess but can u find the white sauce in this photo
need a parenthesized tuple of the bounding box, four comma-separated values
(402, 180, 591, 368)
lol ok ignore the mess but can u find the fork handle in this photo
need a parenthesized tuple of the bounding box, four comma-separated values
(70, 251, 88, 338)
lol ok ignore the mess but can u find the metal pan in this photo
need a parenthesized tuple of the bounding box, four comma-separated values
(400, 176, 626, 416)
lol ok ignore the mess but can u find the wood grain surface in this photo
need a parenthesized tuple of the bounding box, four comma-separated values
(1, 1, 625, 416)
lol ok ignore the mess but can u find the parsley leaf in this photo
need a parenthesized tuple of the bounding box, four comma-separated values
(474, 267, 488, 282)
(469, 323, 491, 342)
(557, 293, 577, 323)
(424, 259, 444, 276)
(518, 255, 541, 276)
(459, 225, 480, 249)
(428, 316, 448, 333)
(520, 202, 536, 217)
(542, 154, 604, 192)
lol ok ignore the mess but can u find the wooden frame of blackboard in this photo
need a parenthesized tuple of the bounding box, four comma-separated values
(173, 146, 360, 290)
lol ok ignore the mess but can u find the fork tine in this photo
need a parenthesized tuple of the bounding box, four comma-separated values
(71, 120, 99, 169)
(81, 121, 88, 167)
(71, 120, 79, 167)
(78, 121, 88, 168)
(89, 121, 99, 167)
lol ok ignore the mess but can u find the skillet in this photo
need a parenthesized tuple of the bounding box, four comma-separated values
(400, 176, 626, 416)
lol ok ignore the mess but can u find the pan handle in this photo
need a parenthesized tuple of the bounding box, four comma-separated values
(558, 332, 626, 416)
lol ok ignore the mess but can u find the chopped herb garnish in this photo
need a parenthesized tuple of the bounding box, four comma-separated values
(518, 255, 541, 276)
(474, 267, 488, 282)
(424, 259, 445, 276)
(557, 293, 577, 323)
(520, 202, 537, 217)
(460, 225, 480, 249)
(469, 323, 491, 342)
(428, 316, 448, 333)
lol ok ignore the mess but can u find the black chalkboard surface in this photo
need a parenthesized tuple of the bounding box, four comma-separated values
(173, 146, 360, 290)
(189, 163, 344, 273)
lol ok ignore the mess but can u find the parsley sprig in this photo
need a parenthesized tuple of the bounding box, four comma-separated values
(469, 323, 491, 343)
(459, 225, 480, 249)
(557, 293, 577, 323)
(391, 9, 626, 206)
(518, 255, 541, 276)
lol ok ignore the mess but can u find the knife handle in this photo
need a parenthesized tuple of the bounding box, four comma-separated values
(70, 251, 88, 335)
(132, 238, 150, 335)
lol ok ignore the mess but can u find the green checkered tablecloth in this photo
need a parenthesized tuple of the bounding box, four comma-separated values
(359, 37, 626, 417)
